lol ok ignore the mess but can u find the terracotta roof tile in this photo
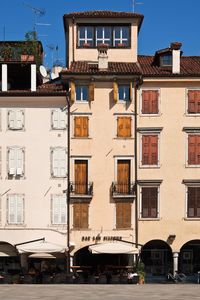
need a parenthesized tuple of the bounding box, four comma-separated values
(64, 10, 143, 19)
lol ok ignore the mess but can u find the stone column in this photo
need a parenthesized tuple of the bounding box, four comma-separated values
(173, 252, 179, 276)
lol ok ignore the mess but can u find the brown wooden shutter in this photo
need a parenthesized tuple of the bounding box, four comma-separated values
(188, 135, 197, 165)
(142, 90, 158, 114)
(197, 135, 200, 165)
(142, 187, 157, 218)
(75, 160, 88, 194)
(117, 117, 131, 138)
(73, 203, 89, 229)
(188, 187, 195, 217)
(150, 135, 158, 165)
(117, 160, 130, 194)
(74, 117, 88, 138)
(188, 90, 200, 113)
(116, 202, 131, 229)
(70, 82, 75, 102)
(196, 188, 200, 217)
(89, 83, 95, 101)
(142, 135, 150, 165)
(113, 82, 118, 103)
(130, 82, 133, 102)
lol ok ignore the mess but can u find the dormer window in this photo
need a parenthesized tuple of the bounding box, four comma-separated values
(77, 25, 130, 48)
(160, 54, 172, 66)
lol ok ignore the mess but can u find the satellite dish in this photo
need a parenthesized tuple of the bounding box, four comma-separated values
(51, 72, 58, 80)
(39, 65, 47, 77)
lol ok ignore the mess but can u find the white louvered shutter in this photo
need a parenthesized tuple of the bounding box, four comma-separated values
(59, 110, 66, 129)
(52, 110, 59, 129)
(16, 110, 23, 129)
(52, 109, 66, 129)
(52, 148, 66, 177)
(16, 148, 23, 175)
(8, 195, 16, 223)
(52, 195, 66, 224)
(60, 196, 67, 224)
(52, 195, 60, 224)
(8, 148, 16, 175)
(8, 110, 15, 129)
(16, 195, 23, 224)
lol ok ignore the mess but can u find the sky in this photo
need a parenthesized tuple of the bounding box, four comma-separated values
(0, 0, 200, 68)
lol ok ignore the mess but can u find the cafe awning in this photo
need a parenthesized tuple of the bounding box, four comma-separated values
(17, 240, 66, 254)
(28, 253, 56, 259)
(89, 242, 139, 254)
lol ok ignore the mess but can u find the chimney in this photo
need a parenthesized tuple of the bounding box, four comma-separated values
(170, 42, 182, 74)
(97, 44, 108, 70)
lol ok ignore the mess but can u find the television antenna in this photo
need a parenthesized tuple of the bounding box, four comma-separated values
(132, 0, 143, 12)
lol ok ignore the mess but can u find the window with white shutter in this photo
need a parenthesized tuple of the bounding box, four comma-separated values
(52, 109, 67, 130)
(7, 194, 24, 224)
(8, 147, 24, 177)
(52, 148, 67, 178)
(51, 195, 66, 224)
(8, 110, 24, 130)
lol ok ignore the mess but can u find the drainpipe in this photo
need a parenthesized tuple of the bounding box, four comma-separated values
(134, 76, 143, 248)
(72, 17, 75, 62)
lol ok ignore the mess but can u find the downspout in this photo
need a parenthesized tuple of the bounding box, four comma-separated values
(72, 17, 75, 62)
(134, 75, 143, 248)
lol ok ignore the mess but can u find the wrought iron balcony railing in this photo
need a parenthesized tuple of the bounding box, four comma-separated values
(111, 182, 135, 198)
(70, 182, 93, 198)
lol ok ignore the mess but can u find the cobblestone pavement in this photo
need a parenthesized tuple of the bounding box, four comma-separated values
(0, 285, 200, 300)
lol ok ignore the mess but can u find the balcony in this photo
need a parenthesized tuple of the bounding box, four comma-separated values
(70, 182, 93, 199)
(111, 182, 135, 198)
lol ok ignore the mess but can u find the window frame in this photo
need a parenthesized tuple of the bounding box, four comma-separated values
(77, 26, 94, 47)
(75, 85, 89, 102)
(139, 185, 160, 220)
(77, 24, 131, 49)
(140, 88, 160, 116)
(186, 132, 200, 167)
(118, 85, 130, 102)
(139, 130, 161, 168)
(115, 202, 132, 229)
(7, 194, 24, 225)
(160, 54, 172, 67)
(72, 113, 91, 139)
(95, 26, 112, 46)
(116, 115, 132, 138)
(51, 194, 67, 225)
(184, 185, 200, 219)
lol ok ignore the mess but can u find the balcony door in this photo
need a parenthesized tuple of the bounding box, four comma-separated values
(75, 160, 88, 194)
(117, 160, 130, 194)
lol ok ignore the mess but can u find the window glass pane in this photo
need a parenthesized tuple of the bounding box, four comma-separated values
(96, 27, 103, 38)
(122, 27, 129, 39)
(104, 27, 111, 39)
(76, 86, 82, 100)
(79, 27, 85, 39)
(82, 86, 88, 101)
(87, 27, 93, 39)
(76, 86, 88, 101)
(119, 86, 130, 101)
(160, 55, 172, 66)
(114, 27, 121, 39)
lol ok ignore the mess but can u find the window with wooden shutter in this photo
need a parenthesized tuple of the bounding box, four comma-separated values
(8, 147, 24, 176)
(89, 83, 95, 101)
(52, 195, 66, 224)
(75, 160, 88, 194)
(70, 82, 75, 102)
(73, 203, 89, 229)
(52, 109, 66, 129)
(116, 202, 131, 229)
(8, 194, 24, 224)
(188, 135, 200, 165)
(113, 82, 118, 102)
(8, 109, 24, 130)
(52, 148, 67, 177)
(142, 90, 159, 114)
(117, 160, 130, 194)
(188, 90, 200, 114)
(76, 86, 88, 101)
(142, 135, 158, 165)
(117, 117, 131, 138)
(74, 116, 89, 138)
(187, 187, 200, 218)
(141, 187, 158, 218)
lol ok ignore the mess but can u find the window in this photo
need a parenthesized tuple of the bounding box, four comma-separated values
(78, 26, 94, 47)
(188, 134, 200, 165)
(51, 195, 66, 224)
(117, 160, 130, 194)
(76, 86, 88, 101)
(73, 203, 89, 229)
(74, 116, 89, 138)
(141, 90, 159, 114)
(96, 26, 112, 46)
(7, 194, 24, 224)
(141, 187, 158, 218)
(118, 85, 130, 101)
(141, 135, 159, 166)
(160, 54, 172, 66)
(114, 26, 129, 47)
(187, 90, 200, 114)
(77, 25, 130, 48)
(51, 148, 67, 178)
(74, 160, 88, 195)
(116, 202, 131, 229)
(51, 109, 66, 129)
(8, 147, 24, 177)
(117, 117, 131, 138)
(8, 109, 24, 130)
(187, 187, 200, 218)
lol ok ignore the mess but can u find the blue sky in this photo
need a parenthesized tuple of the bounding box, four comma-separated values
(0, 0, 200, 68)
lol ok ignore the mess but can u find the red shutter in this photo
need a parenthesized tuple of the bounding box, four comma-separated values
(142, 90, 158, 114)
(141, 188, 149, 217)
(188, 187, 196, 217)
(188, 91, 196, 113)
(150, 135, 158, 165)
(188, 135, 200, 165)
(142, 135, 150, 165)
(196, 188, 200, 217)
(142, 187, 158, 218)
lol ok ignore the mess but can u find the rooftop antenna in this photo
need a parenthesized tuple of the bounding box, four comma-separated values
(23, 2, 46, 31)
(132, 0, 143, 12)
